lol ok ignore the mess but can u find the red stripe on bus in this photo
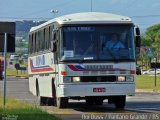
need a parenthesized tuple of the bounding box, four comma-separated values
(30, 59, 54, 73)
(68, 65, 79, 71)
(31, 67, 53, 73)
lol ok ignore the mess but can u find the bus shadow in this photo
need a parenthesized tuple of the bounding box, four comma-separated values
(66, 101, 160, 113)
(67, 101, 128, 113)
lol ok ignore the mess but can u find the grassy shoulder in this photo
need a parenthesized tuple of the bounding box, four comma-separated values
(6, 68, 28, 78)
(0, 97, 61, 120)
(135, 75, 160, 90)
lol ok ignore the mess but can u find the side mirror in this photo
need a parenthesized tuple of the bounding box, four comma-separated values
(136, 36, 141, 47)
(135, 27, 140, 36)
(135, 27, 141, 47)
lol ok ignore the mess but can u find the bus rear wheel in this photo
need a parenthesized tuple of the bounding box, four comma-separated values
(86, 97, 103, 105)
(86, 97, 94, 105)
(56, 97, 68, 108)
(94, 99, 103, 105)
(39, 97, 47, 106)
(113, 96, 126, 109)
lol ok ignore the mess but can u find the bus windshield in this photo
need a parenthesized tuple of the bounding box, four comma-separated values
(60, 25, 135, 62)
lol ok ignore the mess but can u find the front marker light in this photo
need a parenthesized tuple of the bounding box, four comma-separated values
(63, 77, 72, 83)
(72, 77, 80, 82)
(117, 76, 126, 82)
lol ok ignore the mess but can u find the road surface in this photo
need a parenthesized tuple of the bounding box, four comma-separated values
(0, 78, 160, 120)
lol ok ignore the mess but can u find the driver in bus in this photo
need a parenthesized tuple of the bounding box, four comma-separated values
(104, 33, 125, 50)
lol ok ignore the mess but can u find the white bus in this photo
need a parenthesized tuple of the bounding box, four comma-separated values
(28, 12, 141, 108)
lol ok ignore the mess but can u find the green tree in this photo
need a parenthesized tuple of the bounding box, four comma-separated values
(145, 24, 160, 47)
(154, 31, 160, 47)
(139, 24, 160, 69)
(141, 35, 151, 46)
(16, 41, 28, 48)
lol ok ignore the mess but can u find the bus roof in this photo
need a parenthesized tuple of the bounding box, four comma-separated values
(30, 12, 133, 32)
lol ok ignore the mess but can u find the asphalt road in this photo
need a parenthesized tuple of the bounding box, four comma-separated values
(0, 78, 38, 104)
(0, 78, 160, 120)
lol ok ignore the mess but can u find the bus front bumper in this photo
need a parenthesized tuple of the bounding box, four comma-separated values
(57, 83, 135, 97)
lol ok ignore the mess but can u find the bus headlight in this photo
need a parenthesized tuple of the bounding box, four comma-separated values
(117, 76, 126, 82)
(126, 76, 134, 82)
(63, 77, 72, 83)
(72, 77, 80, 82)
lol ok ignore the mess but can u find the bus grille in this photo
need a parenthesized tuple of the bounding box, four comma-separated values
(80, 76, 116, 82)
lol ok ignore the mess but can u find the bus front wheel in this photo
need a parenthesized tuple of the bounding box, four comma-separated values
(113, 96, 126, 109)
(94, 99, 103, 105)
(56, 97, 68, 108)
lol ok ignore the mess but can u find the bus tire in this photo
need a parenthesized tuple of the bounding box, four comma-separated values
(86, 97, 94, 105)
(114, 96, 126, 109)
(56, 97, 68, 108)
(46, 98, 54, 106)
(39, 97, 47, 106)
(94, 99, 103, 105)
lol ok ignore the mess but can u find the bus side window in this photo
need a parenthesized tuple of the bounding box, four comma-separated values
(36, 32, 39, 52)
(29, 35, 32, 54)
(31, 34, 34, 53)
(45, 27, 49, 49)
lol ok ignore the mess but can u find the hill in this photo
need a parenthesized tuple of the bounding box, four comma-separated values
(16, 20, 45, 41)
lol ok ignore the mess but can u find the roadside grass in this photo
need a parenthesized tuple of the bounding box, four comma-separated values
(0, 97, 61, 120)
(6, 68, 28, 78)
(136, 75, 160, 90)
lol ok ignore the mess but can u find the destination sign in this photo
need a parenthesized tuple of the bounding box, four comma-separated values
(63, 27, 95, 32)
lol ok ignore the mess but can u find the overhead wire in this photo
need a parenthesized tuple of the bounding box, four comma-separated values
(1, 13, 160, 21)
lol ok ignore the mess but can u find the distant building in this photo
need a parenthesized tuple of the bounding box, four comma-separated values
(16, 36, 23, 41)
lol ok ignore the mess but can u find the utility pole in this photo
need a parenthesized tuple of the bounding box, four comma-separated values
(91, 0, 93, 12)
(154, 55, 157, 87)
(3, 33, 7, 110)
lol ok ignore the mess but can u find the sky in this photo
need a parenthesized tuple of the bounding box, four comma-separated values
(1, 0, 160, 33)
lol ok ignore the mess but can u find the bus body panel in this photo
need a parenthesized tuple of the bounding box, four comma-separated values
(28, 52, 56, 97)
(29, 62, 135, 97)
(59, 62, 135, 76)
(57, 83, 135, 97)
(56, 62, 135, 97)
(29, 74, 55, 97)
(28, 52, 55, 75)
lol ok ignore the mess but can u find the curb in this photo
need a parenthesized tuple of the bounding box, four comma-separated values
(7, 75, 28, 79)
(136, 89, 160, 93)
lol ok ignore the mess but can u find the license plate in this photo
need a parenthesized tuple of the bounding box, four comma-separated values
(93, 88, 106, 92)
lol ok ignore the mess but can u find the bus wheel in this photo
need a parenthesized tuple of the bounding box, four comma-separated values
(39, 97, 47, 106)
(86, 97, 94, 105)
(114, 96, 126, 109)
(94, 99, 103, 105)
(56, 97, 68, 108)
(46, 98, 54, 106)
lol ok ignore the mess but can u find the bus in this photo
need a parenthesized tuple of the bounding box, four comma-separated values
(28, 12, 141, 108)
